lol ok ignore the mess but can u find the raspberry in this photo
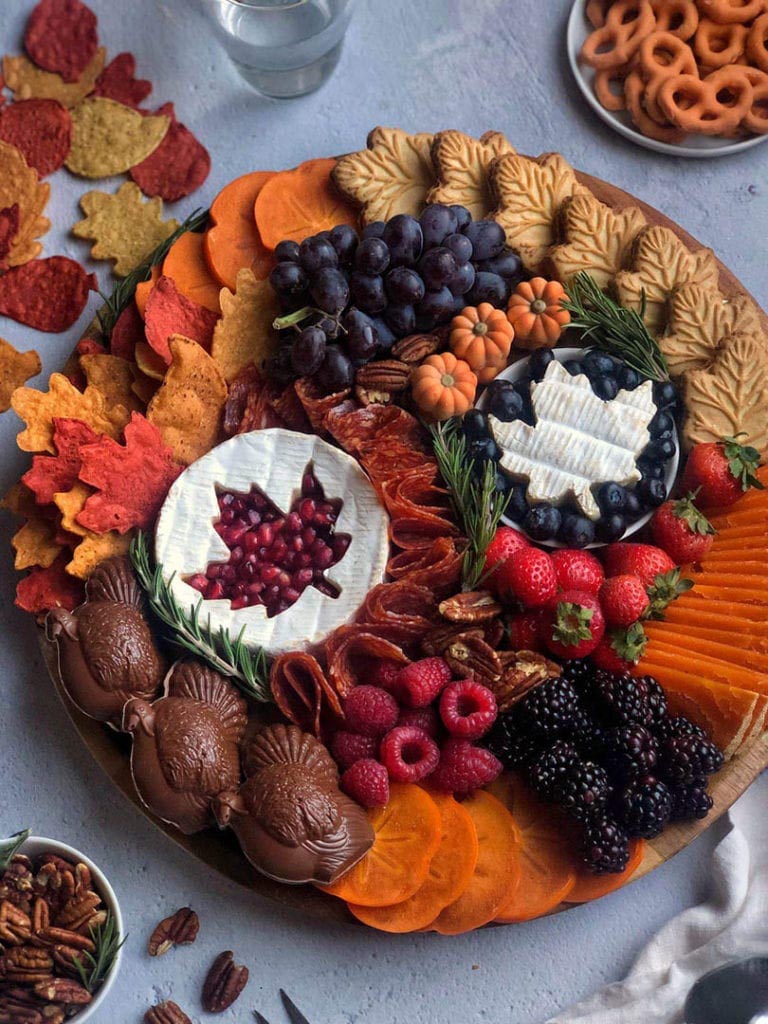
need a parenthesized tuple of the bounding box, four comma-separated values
(330, 730, 378, 770)
(380, 726, 440, 783)
(439, 680, 498, 740)
(341, 759, 390, 809)
(397, 706, 441, 739)
(393, 657, 452, 709)
(343, 685, 399, 736)
(369, 659, 402, 692)
(430, 738, 502, 795)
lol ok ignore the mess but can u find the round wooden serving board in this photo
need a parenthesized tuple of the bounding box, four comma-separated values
(36, 168, 768, 928)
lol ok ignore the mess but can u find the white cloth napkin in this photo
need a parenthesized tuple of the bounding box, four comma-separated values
(549, 783, 768, 1023)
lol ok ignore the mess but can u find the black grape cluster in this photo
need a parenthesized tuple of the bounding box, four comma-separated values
(266, 203, 524, 395)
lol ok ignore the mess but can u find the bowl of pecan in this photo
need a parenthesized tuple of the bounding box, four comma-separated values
(0, 829, 124, 1023)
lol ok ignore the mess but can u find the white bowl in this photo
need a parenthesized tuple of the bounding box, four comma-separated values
(477, 347, 680, 547)
(15, 835, 123, 1022)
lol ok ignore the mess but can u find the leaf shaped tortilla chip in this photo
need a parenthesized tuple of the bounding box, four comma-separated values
(66, 96, 169, 178)
(211, 267, 279, 383)
(11, 372, 125, 453)
(22, 417, 99, 504)
(12, 515, 62, 570)
(144, 275, 219, 364)
(547, 193, 646, 290)
(15, 554, 84, 613)
(662, 284, 763, 377)
(0, 336, 41, 412)
(255, 157, 357, 249)
(0, 139, 51, 267)
(3, 49, 105, 107)
(428, 130, 515, 221)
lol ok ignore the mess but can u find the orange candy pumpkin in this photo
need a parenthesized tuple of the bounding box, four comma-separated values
(411, 352, 477, 421)
(449, 302, 515, 383)
(507, 278, 570, 350)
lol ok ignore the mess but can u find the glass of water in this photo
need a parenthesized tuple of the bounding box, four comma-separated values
(201, 0, 356, 99)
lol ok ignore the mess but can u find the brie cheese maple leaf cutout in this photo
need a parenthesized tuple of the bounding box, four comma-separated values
(428, 130, 516, 221)
(332, 127, 435, 224)
(683, 331, 768, 453)
(547, 194, 646, 289)
(489, 361, 655, 520)
(661, 283, 763, 377)
(211, 268, 280, 383)
(489, 152, 592, 272)
(614, 226, 719, 336)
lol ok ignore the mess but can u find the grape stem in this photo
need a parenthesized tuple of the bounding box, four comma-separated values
(273, 306, 347, 335)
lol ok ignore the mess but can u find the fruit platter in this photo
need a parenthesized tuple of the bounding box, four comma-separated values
(6, 125, 768, 935)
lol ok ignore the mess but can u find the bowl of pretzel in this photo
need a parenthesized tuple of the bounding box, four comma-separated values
(567, 0, 768, 156)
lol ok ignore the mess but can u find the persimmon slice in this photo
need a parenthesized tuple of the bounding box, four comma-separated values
(254, 158, 357, 250)
(320, 783, 441, 908)
(429, 790, 521, 935)
(203, 170, 275, 290)
(134, 263, 160, 319)
(348, 791, 478, 932)
(489, 775, 577, 922)
(567, 839, 645, 903)
(163, 230, 222, 313)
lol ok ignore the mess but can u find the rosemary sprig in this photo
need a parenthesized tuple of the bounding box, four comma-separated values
(97, 207, 210, 338)
(72, 912, 126, 994)
(429, 419, 510, 590)
(130, 531, 271, 703)
(561, 271, 670, 382)
(0, 829, 30, 871)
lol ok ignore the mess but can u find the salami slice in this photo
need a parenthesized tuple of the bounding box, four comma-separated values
(294, 376, 350, 435)
(359, 580, 439, 638)
(324, 624, 411, 697)
(387, 537, 466, 595)
(390, 514, 461, 551)
(270, 651, 342, 740)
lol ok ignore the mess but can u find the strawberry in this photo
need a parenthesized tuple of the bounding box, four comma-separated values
(599, 574, 650, 629)
(646, 568, 694, 620)
(602, 543, 676, 587)
(651, 492, 715, 564)
(681, 435, 765, 509)
(496, 546, 557, 609)
(484, 526, 530, 592)
(544, 589, 605, 660)
(591, 623, 647, 673)
(550, 548, 605, 594)
(506, 608, 548, 651)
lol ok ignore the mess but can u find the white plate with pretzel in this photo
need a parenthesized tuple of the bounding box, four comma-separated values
(567, 0, 768, 158)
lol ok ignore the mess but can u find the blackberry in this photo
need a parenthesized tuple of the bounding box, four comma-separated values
(561, 659, 593, 690)
(603, 725, 658, 777)
(518, 676, 580, 737)
(593, 670, 653, 727)
(660, 734, 724, 784)
(555, 760, 611, 821)
(654, 715, 706, 743)
(640, 674, 668, 724)
(566, 706, 606, 759)
(580, 813, 630, 874)
(526, 741, 581, 801)
(672, 778, 714, 821)
(485, 713, 540, 770)
(614, 774, 673, 838)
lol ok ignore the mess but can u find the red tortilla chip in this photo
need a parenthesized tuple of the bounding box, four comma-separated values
(76, 411, 183, 533)
(0, 205, 20, 271)
(93, 52, 151, 108)
(0, 256, 96, 332)
(75, 337, 105, 356)
(109, 300, 144, 360)
(24, 0, 99, 84)
(0, 99, 72, 177)
(130, 102, 210, 202)
(22, 416, 99, 504)
(15, 552, 84, 614)
(144, 274, 218, 364)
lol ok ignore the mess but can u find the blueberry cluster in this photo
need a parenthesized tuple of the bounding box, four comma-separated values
(462, 348, 680, 547)
(266, 204, 524, 395)
(486, 664, 723, 874)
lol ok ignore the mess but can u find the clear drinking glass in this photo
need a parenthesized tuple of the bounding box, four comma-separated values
(201, 0, 356, 99)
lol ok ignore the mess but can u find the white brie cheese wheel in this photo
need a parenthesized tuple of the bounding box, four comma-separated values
(154, 429, 390, 655)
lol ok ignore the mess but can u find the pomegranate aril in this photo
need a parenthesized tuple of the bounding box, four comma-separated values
(221, 565, 237, 583)
(207, 581, 225, 600)
(256, 523, 274, 546)
(230, 597, 248, 610)
(244, 532, 260, 553)
(230, 545, 244, 564)
(283, 587, 301, 604)
(315, 547, 334, 569)
(261, 565, 280, 583)
(302, 527, 317, 546)
(294, 568, 313, 587)
(332, 535, 351, 560)
(187, 574, 207, 592)
(246, 509, 261, 525)
(300, 499, 316, 521)
(297, 552, 313, 568)
(285, 512, 302, 533)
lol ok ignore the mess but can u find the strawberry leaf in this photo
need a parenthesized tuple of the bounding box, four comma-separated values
(646, 568, 694, 620)
(722, 433, 765, 493)
(552, 601, 594, 645)
(672, 491, 716, 536)
(609, 622, 647, 664)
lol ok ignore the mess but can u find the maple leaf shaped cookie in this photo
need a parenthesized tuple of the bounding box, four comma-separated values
(547, 194, 646, 290)
(661, 283, 763, 377)
(614, 226, 719, 336)
(332, 126, 435, 224)
(682, 331, 768, 453)
(427, 130, 516, 221)
(73, 182, 178, 277)
(489, 153, 592, 272)
(211, 268, 280, 383)
(0, 140, 51, 268)
(0, 336, 41, 412)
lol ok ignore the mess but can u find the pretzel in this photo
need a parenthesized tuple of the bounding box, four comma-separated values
(581, 0, 657, 69)
(658, 65, 754, 132)
(650, 0, 699, 39)
(696, 0, 767, 25)
(735, 65, 768, 131)
(639, 31, 699, 119)
(694, 18, 748, 67)
(747, 13, 768, 73)
(594, 65, 632, 109)
(625, 68, 689, 139)
(586, 0, 614, 28)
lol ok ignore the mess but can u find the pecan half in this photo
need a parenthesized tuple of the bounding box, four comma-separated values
(55, 892, 101, 933)
(0, 859, 34, 913)
(355, 359, 411, 392)
(0, 900, 32, 945)
(148, 907, 199, 957)
(40, 1008, 64, 1024)
(354, 384, 392, 407)
(391, 332, 441, 364)
(201, 950, 249, 1013)
(0, 945, 54, 983)
(491, 651, 562, 712)
(36, 926, 95, 952)
(0, 996, 43, 1024)
(33, 978, 91, 1005)
(31, 898, 49, 936)
(439, 590, 502, 624)
(144, 1001, 192, 1024)
(421, 623, 484, 657)
(444, 634, 502, 684)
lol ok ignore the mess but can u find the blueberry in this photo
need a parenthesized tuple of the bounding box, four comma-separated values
(467, 436, 500, 464)
(563, 359, 583, 376)
(624, 490, 642, 518)
(638, 478, 668, 508)
(653, 380, 678, 409)
(559, 513, 596, 548)
(489, 383, 524, 422)
(508, 484, 529, 520)
(597, 482, 627, 514)
(524, 504, 562, 541)
(528, 349, 555, 381)
(592, 375, 619, 401)
(651, 436, 676, 461)
(495, 469, 513, 497)
(462, 408, 489, 441)
(649, 410, 674, 437)
(617, 365, 641, 391)
(639, 461, 665, 481)
(583, 351, 616, 377)
(596, 513, 627, 543)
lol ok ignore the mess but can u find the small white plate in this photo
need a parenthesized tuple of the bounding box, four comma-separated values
(567, 0, 768, 159)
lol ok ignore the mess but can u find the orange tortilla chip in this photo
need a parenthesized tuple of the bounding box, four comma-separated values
(2, 49, 106, 108)
(2, 481, 39, 518)
(12, 515, 62, 570)
(135, 263, 161, 319)
(79, 352, 143, 413)
(0, 335, 41, 411)
(211, 267, 279, 383)
(0, 139, 51, 267)
(11, 372, 125, 453)
(134, 341, 167, 381)
(66, 529, 133, 579)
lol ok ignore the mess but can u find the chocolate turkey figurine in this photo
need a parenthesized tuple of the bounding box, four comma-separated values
(213, 723, 374, 885)
(123, 661, 248, 835)
(47, 556, 166, 729)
